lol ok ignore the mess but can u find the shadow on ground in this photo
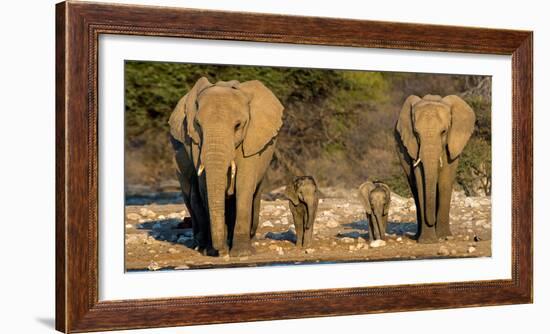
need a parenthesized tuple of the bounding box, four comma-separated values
(137, 217, 196, 249)
(342, 219, 418, 237)
(265, 229, 297, 244)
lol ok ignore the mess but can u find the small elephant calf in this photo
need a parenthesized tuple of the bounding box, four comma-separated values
(358, 180, 391, 242)
(285, 176, 319, 248)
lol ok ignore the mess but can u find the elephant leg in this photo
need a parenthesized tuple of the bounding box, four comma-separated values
(289, 203, 302, 246)
(408, 175, 423, 240)
(436, 160, 459, 238)
(367, 213, 376, 241)
(250, 182, 263, 239)
(231, 180, 256, 257)
(189, 181, 211, 252)
(225, 195, 237, 248)
(415, 167, 437, 243)
(303, 225, 314, 248)
(380, 215, 388, 240)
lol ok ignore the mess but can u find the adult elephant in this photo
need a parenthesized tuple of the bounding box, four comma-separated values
(169, 77, 284, 256)
(395, 94, 475, 243)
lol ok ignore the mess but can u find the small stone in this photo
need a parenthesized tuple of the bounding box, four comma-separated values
(262, 221, 274, 228)
(280, 217, 289, 225)
(253, 241, 260, 247)
(125, 224, 133, 229)
(349, 245, 356, 251)
(396, 237, 403, 242)
(126, 213, 141, 220)
(463, 235, 470, 241)
(356, 243, 364, 250)
(445, 236, 454, 241)
(168, 248, 178, 254)
(438, 246, 450, 256)
(239, 256, 249, 261)
(467, 228, 473, 233)
(148, 249, 156, 254)
(168, 213, 180, 219)
(268, 244, 279, 251)
(158, 215, 166, 220)
(369, 240, 386, 248)
(305, 248, 315, 254)
(341, 237, 355, 244)
(139, 208, 156, 219)
(468, 246, 476, 253)
(147, 261, 160, 271)
(277, 249, 284, 256)
(326, 221, 339, 228)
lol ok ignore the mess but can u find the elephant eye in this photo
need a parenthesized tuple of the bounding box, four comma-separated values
(235, 122, 242, 130)
(195, 101, 199, 109)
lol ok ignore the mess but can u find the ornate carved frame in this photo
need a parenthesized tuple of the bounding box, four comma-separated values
(56, 1, 533, 332)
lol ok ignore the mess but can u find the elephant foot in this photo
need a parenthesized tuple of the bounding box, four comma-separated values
(230, 242, 254, 257)
(417, 229, 438, 244)
(436, 225, 453, 239)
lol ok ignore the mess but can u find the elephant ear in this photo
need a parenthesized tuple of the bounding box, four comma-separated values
(285, 183, 300, 206)
(168, 94, 189, 143)
(238, 80, 284, 157)
(442, 95, 476, 160)
(396, 95, 422, 159)
(377, 183, 391, 215)
(358, 180, 376, 214)
(175, 77, 212, 144)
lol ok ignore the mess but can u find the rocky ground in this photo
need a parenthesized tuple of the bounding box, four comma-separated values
(124, 188, 491, 271)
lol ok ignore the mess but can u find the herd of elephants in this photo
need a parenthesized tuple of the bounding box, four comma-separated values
(168, 77, 477, 257)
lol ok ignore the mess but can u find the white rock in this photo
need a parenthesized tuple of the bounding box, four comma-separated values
(438, 246, 450, 256)
(168, 248, 178, 254)
(262, 221, 274, 228)
(305, 248, 315, 254)
(326, 221, 339, 228)
(167, 213, 180, 219)
(468, 246, 476, 253)
(341, 237, 355, 244)
(158, 215, 166, 220)
(396, 237, 403, 242)
(139, 208, 156, 218)
(125, 224, 133, 229)
(147, 261, 160, 271)
(280, 217, 289, 225)
(126, 213, 141, 220)
(349, 245, 356, 251)
(369, 240, 386, 248)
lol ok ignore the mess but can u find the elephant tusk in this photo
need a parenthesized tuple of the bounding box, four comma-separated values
(230, 160, 236, 180)
(413, 158, 422, 168)
(439, 156, 443, 168)
(197, 164, 205, 176)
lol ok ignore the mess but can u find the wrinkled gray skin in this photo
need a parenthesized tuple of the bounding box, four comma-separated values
(169, 77, 284, 256)
(285, 176, 319, 248)
(358, 180, 391, 241)
(395, 94, 475, 243)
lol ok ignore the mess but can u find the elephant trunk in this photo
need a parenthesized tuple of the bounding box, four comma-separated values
(299, 187, 317, 229)
(373, 207, 384, 239)
(202, 132, 232, 255)
(420, 143, 441, 227)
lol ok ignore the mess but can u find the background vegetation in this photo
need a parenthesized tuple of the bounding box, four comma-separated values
(125, 61, 491, 197)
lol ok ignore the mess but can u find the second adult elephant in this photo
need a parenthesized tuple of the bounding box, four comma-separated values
(395, 94, 475, 243)
(169, 77, 284, 256)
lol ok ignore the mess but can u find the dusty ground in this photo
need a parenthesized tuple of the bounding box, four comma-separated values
(125, 188, 491, 271)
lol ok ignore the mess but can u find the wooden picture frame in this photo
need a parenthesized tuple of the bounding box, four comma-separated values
(56, 1, 532, 332)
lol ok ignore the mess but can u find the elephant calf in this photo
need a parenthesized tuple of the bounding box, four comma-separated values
(285, 176, 319, 249)
(358, 180, 391, 243)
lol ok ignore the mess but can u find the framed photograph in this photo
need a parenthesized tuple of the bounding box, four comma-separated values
(56, 1, 532, 332)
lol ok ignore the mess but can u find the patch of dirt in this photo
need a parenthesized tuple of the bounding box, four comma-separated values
(124, 189, 491, 271)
